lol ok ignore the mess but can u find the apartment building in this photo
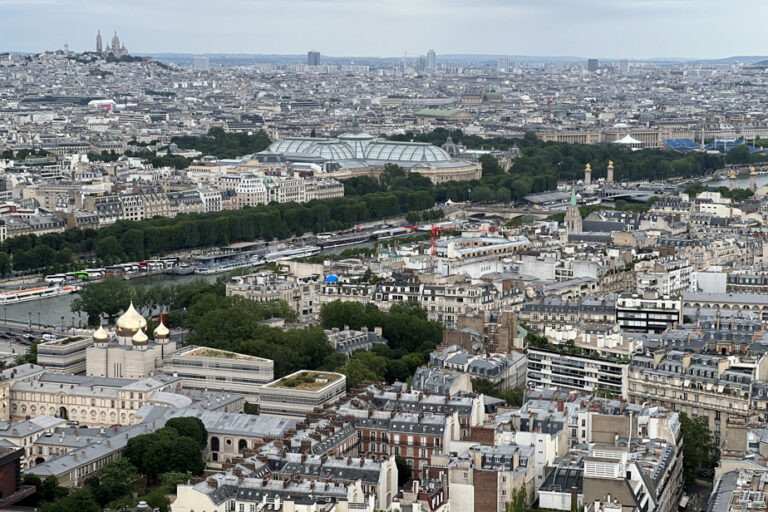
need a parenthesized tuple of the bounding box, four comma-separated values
(527, 347, 629, 398)
(616, 292, 681, 334)
(226, 272, 318, 324)
(373, 277, 511, 329)
(354, 409, 459, 479)
(627, 349, 767, 445)
(520, 296, 617, 333)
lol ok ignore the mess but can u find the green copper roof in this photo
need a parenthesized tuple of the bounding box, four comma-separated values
(570, 186, 577, 206)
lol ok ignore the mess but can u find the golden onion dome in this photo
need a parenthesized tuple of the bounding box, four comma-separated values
(132, 328, 148, 345)
(116, 302, 147, 336)
(153, 321, 170, 339)
(93, 325, 109, 342)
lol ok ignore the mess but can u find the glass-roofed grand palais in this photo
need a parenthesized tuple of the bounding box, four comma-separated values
(265, 132, 481, 183)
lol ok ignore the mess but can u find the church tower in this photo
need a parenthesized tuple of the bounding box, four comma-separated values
(96, 30, 102, 53)
(111, 31, 120, 53)
(564, 187, 582, 233)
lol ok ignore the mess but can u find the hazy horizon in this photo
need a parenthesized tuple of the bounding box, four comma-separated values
(1, 0, 767, 60)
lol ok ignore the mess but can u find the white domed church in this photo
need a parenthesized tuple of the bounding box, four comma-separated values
(86, 303, 176, 379)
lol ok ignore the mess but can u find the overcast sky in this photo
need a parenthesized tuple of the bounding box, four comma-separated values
(1, 0, 766, 59)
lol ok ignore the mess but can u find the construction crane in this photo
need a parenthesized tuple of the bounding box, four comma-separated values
(539, 98, 551, 119)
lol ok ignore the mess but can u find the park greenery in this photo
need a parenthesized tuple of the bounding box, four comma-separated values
(171, 127, 272, 159)
(20, 417, 204, 511)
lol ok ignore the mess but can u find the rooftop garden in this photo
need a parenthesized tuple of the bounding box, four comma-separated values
(270, 371, 341, 390)
(185, 347, 265, 361)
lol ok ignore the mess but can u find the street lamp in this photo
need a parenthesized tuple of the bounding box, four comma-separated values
(61, 316, 64, 334)
(3, 306, 6, 326)
(37, 312, 41, 328)
(181, 307, 186, 346)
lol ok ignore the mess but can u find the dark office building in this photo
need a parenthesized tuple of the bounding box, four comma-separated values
(587, 58, 599, 72)
(307, 51, 320, 66)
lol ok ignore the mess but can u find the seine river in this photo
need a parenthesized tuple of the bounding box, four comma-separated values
(3, 240, 378, 327)
(709, 173, 768, 189)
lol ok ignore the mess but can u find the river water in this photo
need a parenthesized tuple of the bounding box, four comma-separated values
(5, 240, 380, 327)
(709, 174, 768, 189)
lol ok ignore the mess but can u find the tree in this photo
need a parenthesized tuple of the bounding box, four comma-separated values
(506, 486, 527, 512)
(480, 154, 504, 177)
(21, 474, 68, 506)
(71, 277, 134, 325)
(94, 235, 126, 263)
(405, 211, 421, 224)
(86, 459, 138, 506)
(124, 427, 205, 483)
(725, 144, 751, 164)
(15, 340, 39, 365)
(320, 301, 367, 330)
(137, 489, 172, 512)
(472, 378, 524, 407)
(341, 351, 388, 388)
(123, 433, 170, 484)
(471, 185, 494, 203)
(395, 455, 412, 487)
(170, 436, 205, 475)
(41, 488, 100, 512)
(679, 412, 717, 486)
(0, 251, 11, 275)
(380, 163, 407, 189)
(166, 417, 208, 449)
(683, 181, 707, 197)
(160, 471, 193, 494)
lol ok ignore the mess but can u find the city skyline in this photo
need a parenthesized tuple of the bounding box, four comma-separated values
(1, 0, 767, 59)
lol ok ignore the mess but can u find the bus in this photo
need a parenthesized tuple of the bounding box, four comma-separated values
(84, 268, 106, 279)
(44, 273, 67, 284)
(67, 271, 89, 280)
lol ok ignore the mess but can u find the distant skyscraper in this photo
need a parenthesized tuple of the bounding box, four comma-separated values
(497, 56, 509, 73)
(416, 55, 427, 72)
(426, 49, 436, 71)
(618, 58, 629, 74)
(193, 56, 210, 71)
(308, 51, 320, 66)
(96, 30, 102, 54)
(587, 58, 599, 72)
